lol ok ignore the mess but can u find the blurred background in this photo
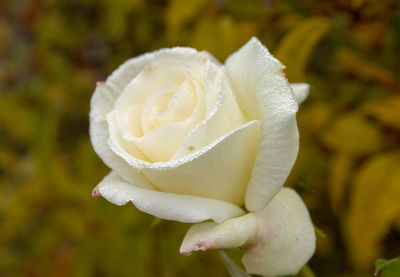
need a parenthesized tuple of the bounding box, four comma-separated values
(0, 0, 399, 276)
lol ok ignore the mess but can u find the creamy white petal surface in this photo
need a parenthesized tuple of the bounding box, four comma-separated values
(90, 37, 315, 276)
(90, 46, 262, 208)
(180, 188, 316, 277)
(96, 171, 245, 223)
(142, 119, 260, 204)
(290, 83, 310, 105)
(90, 64, 154, 189)
(226, 37, 299, 211)
(90, 38, 313, 265)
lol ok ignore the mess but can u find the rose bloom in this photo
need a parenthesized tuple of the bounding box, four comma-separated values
(90, 37, 315, 277)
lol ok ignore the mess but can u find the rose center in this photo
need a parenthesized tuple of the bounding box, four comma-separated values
(141, 79, 197, 134)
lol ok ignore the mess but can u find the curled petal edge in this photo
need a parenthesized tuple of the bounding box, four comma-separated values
(290, 83, 309, 105)
(225, 37, 300, 212)
(180, 187, 316, 277)
(95, 171, 245, 223)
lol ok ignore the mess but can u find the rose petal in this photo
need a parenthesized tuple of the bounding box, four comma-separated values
(90, 47, 217, 183)
(243, 188, 316, 276)
(290, 83, 309, 105)
(112, 50, 208, 138)
(107, 47, 209, 91)
(118, 76, 206, 162)
(172, 70, 246, 159)
(180, 213, 256, 254)
(225, 37, 299, 211)
(180, 188, 316, 277)
(96, 171, 245, 223)
(142, 120, 261, 205)
(90, 81, 154, 189)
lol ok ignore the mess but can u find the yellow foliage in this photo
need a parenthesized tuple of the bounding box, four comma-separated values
(191, 16, 257, 61)
(322, 113, 383, 155)
(364, 97, 400, 130)
(337, 49, 398, 88)
(165, 0, 212, 42)
(298, 101, 333, 134)
(274, 16, 331, 82)
(0, 97, 34, 141)
(345, 152, 400, 269)
(328, 152, 354, 214)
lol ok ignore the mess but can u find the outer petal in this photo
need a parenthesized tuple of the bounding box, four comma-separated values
(142, 120, 261, 205)
(96, 171, 245, 223)
(90, 82, 154, 189)
(290, 83, 309, 105)
(180, 188, 316, 277)
(242, 188, 316, 276)
(225, 37, 299, 211)
(180, 213, 256, 254)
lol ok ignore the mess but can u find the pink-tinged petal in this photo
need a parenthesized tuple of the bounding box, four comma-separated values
(91, 188, 101, 197)
(95, 171, 245, 223)
(242, 188, 316, 276)
(179, 187, 316, 277)
(180, 213, 256, 254)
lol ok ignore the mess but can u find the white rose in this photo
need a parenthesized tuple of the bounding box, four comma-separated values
(90, 37, 315, 276)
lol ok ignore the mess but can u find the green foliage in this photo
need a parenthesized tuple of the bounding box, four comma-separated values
(375, 257, 400, 277)
(0, 0, 399, 276)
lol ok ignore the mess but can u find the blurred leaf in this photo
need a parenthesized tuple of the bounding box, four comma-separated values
(322, 113, 383, 155)
(328, 152, 354, 214)
(0, 19, 11, 55)
(275, 16, 331, 82)
(100, 0, 142, 39)
(345, 152, 400, 268)
(299, 265, 317, 277)
(298, 101, 333, 134)
(314, 225, 327, 239)
(336, 48, 398, 87)
(0, 96, 34, 141)
(219, 251, 250, 277)
(74, 138, 101, 186)
(375, 257, 400, 277)
(225, 0, 269, 19)
(364, 97, 400, 130)
(165, 0, 211, 42)
(191, 16, 256, 60)
(31, 109, 59, 182)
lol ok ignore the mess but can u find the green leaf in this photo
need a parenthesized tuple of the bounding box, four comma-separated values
(314, 224, 327, 239)
(375, 257, 400, 277)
